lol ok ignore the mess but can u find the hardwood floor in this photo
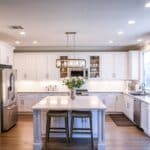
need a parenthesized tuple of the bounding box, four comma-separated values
(0, 115, 150, 150)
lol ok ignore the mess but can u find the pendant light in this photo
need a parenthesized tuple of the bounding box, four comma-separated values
(56, 32, 86, 68)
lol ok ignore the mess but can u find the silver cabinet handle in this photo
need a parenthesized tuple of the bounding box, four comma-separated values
(7, 104, 17, 110)
(24, 73, 27, 79)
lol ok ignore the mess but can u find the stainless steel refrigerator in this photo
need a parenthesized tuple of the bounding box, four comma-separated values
(0, 68, 17, 133)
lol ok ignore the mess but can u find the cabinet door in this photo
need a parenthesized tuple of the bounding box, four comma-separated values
(123, 95, 134, 121)
(14, 54, 25, 80)
(17, 94, 25, 112)
(101, 53, 114, 79)
(0, 45, 7, 64)
(123, 95, 128, 116)
(128, 97, 134, 121)
(114, 52, 128, 79)
(115, 94, 123, 112)
(105, 94, 116, 112)
(25, 53, 37, 80)
(36, 54, 48, 80)
(141, 102, 149, 132)
(0, 43, 14, 65)
(14, 53, 33, 80)
(128, 51, 140, 80)
(47, 54, 59, 80)
(7, 48, 13, 66)
(17, 93, 38, 112)
(37, 93, 49, 101)
(23, 94, 38, 112)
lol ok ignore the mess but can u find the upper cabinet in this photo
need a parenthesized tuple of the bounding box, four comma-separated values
(59, 56, 68, 78)
(14, 51, 140, 81)
(0, 42, 14, 66)
(14, 53, 37, 80)
(101, 52, 128, 80)
(14, 53, 60, 81)
(128, 51, 140, 80)
(114, 52, 128, 80)
(90, 56, 100, 78)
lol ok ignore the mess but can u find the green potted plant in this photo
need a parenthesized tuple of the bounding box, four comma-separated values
(63, 77, 85, 100)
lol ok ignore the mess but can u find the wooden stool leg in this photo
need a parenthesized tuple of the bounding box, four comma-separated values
(70, 116, 74, 142)
(65, 116, 69, 143)
(45, 115, 51, 150)
(90, 116, 94, 149)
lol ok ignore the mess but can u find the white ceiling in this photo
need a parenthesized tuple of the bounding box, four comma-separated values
(0, 0, 150, 48)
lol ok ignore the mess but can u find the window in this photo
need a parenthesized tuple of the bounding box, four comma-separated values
(144, 51, 150, 90)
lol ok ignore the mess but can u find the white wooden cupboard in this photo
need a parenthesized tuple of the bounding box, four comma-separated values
(141, 102, 150, 136)
(0, 42, 14, 66)
(14, 52, 128, 80)
(128, 51, 140, 80)
(101, 52, 128, 80)
(14, 53, 60, 80)
(123, 94, 134, 121)
(89, 92, 123, 112)
(17, 92, 69, 113)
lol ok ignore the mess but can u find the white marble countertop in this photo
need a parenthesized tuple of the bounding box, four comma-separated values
(124, 92, 150, 105)
(17, 90, 122, 93)
(17, 91, 69, 93)
(32, 95, 106, 110)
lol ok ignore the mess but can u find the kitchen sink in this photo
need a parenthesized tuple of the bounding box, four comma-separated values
(130, 92, 149, 96)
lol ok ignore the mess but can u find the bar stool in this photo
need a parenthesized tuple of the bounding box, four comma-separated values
(45, 110, 69, 148)
(70, 110, 94, 148)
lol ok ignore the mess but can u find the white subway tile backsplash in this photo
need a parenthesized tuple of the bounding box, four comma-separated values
(16, 80, 126, 92)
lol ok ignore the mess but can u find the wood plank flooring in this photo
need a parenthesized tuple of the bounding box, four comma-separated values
(0, 115, 150, 150)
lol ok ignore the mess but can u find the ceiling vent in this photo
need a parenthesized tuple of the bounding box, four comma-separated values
(9, 25, 24, 30)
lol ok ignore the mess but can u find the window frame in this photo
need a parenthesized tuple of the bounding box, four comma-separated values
(143, 51, 150, 90)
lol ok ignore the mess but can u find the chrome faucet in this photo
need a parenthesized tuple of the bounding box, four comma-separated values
(140, 83, 146, 94)
(45, 85, 57, 91)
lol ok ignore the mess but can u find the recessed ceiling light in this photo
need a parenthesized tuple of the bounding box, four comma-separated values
(15, 41, 20, 44)
(109, 40, 113, 44)
(137, 39, 143, 42)
(33, 40, 38, 44)
(145, 2, 150, 8)
(117, 31, 124, 35)
(128, 20, 136, 25)
(19, 31, 26, 35)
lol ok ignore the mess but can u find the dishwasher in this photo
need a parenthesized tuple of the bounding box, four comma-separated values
(134, 99, 141, 127)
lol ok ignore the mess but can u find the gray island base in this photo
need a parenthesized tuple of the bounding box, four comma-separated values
(32, 96, 106, 150)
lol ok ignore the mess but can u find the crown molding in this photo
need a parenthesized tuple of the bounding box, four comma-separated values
(14, 45, 142, 53)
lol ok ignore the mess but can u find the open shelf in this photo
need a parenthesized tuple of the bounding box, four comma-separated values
(90, 56, 100, 78)
(60, 56, 68, 78)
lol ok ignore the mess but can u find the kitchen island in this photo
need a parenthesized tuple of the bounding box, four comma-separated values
(32, 95, 106, 150)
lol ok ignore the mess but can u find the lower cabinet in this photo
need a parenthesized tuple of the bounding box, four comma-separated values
(17, 93, 39, 112)
(123, 94, 134, 121)
(141, 102, 150, 136)
(89, 92, 123, 113)
(17, 92, 69, 113)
